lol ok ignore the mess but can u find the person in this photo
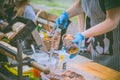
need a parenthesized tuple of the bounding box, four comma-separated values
(13, 0, 35, 21)
(56, 0, 120, 71)
(0, 0, 35, 30)
(13, 0, 36, 49)
(0, 0, 36, 61)
(0, 0, 36, 78)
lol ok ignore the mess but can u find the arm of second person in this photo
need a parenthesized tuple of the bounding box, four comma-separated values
(82, 7, 120, 38)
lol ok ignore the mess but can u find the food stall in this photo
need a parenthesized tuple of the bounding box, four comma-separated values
(0, 11, 119, 80)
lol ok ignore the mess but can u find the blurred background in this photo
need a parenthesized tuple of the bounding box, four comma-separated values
(31, 0, 79, 35)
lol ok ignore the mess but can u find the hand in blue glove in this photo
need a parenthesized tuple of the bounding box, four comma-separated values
(72, 33, 85, 50)
(56, 11, 69, 29)
(69, 33, 85, 59)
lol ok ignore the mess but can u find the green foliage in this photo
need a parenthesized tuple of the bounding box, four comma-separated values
(30, 0, 77, 21)
(49, 9, 64, 16)
(31, 0, 70, 9)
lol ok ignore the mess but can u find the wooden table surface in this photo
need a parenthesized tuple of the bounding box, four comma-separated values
(66, 55, 120, 80)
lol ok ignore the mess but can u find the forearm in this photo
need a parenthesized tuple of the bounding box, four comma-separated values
(66, 0, 83, 18)
(82, 7, 120, 38)
(82, 18, 118, 38)
(77, 13, 85, 32)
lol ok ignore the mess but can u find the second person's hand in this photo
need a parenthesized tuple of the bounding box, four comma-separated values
(55, 11, 69, 29)
(69, 33, 85, 59)
(72, 32, 85, 50)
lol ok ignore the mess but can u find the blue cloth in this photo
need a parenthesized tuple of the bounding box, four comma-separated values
(56, 11, 69, 29)
(23, 5, 35, 21)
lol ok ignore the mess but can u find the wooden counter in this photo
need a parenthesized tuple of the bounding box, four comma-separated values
(66, 55, 120, 80)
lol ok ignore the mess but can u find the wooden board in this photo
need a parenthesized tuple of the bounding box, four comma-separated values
(67, 55, 120, 80)
(32, 29, 48, 52)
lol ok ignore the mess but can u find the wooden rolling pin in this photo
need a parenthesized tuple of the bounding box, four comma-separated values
(0, 41, 50, 74)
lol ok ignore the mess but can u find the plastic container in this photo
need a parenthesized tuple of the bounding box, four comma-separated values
(31, 52, 49, 65)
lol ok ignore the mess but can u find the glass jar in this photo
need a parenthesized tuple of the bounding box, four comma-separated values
(67, 43, 79, 54)
(62, 34, 79, 54)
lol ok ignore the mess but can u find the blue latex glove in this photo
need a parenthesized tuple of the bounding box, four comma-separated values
(72, 33, 85, 50)
(56, 11, 69, 29)
(69, 33, 85, 59)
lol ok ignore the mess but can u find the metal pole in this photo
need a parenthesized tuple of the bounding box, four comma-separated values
(17, 40, 23, 80)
